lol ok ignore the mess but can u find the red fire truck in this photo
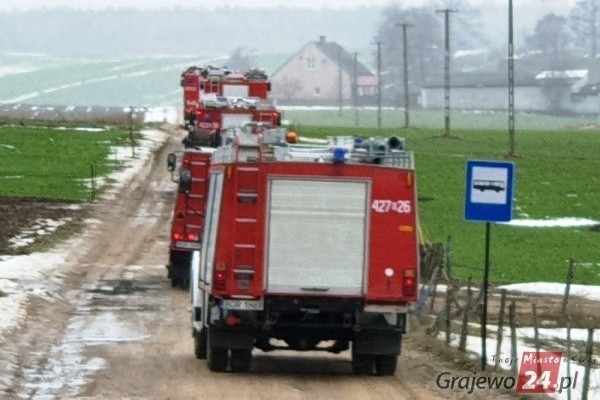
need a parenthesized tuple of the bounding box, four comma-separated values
(180, 66, 280, 147)
(191, 126, 419, 375)
(166, 149, 213, 288)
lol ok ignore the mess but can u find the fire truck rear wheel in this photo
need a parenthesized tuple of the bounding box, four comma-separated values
(351, 346, 374, 375)
(230, 349, 252, 372)
(194, 328, 207, 359)
(375, 355, 397, 376)
(207, 332, 228, 372)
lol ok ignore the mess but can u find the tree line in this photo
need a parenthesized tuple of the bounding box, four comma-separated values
(375, 0, 600, 105)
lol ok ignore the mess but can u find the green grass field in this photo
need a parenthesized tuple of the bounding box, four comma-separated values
(295, 124, 600, 286)
(1, 105, 598, 285)
(0, 126, 132, 201)
(282, 108, 600, 131)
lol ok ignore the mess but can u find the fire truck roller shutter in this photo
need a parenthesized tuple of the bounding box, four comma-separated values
(266, 179, 368, 296)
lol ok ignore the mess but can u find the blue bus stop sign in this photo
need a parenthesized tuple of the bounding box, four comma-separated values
(465, 160, 515, 222)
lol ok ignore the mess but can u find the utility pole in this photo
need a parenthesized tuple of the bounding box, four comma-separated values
(436, 8, 458, 137)
(507, 0, 516, 157)
(396, 23, 413, 129)
(338, 46, 343, 117)
(353, 52, 359, 126)
(376, 41, 382, 129)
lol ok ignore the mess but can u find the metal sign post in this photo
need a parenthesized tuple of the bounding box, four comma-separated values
(465, 160, 515, 371)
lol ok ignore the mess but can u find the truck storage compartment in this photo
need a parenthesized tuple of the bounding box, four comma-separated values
(266, 178, 368, 296)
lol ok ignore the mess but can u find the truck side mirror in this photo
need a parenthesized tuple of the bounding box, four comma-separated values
(167, 153, 176, 171)
(180, 169, 192, 194)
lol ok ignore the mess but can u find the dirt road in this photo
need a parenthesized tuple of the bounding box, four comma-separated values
(0, 126, 517, 400)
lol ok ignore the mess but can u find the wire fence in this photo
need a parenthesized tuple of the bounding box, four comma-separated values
(415, 242, 599, 398)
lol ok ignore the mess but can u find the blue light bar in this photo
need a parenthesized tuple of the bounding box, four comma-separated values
(332, 146, 346, 163)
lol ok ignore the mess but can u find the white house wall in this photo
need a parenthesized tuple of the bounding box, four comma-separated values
(272, 44, 352, 103)
(420, 86, 600, 114)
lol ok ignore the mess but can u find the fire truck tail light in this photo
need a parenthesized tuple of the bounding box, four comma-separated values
(173, 232, 183, 240)
(214, 271, 227, 291)
(187, 233, 198, 241)
(225, 314, 242, 326)
(402, 268, 416, 297)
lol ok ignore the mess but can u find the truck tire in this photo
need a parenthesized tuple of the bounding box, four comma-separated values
(230, 349, 252, 372)
(375, 355, 397, 376)
(207, 331, 228, 372)
(351, 345, 374, 375)
(194, 328, 207, 360)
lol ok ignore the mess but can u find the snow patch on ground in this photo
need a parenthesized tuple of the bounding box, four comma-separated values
(55, 126, 107, 132)
(0, 248, 75, 336)
(0, 66, 38, 77)
(501, 218, 599, 228)
(8, 217, 72, 249)
(499, 282, 600, 302)
(143, 106, 179, 125)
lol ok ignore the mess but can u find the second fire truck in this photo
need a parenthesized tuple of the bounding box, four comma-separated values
(180, 66, 281, 147)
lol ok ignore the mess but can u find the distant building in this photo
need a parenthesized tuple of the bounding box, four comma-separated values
(420, 69, 600, 114)
(271, 36, 377, 105)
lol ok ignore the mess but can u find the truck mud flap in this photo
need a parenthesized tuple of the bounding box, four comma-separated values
(354, 329, 401, 356)
(209, 325, 254, 350)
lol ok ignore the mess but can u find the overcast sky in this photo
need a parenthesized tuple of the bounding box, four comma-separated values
(0, 0, 578, 12)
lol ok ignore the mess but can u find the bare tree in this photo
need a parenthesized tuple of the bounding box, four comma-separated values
(374, 2, 485, 106)
(374, 5, 444, 105)
(524, 13, 575, 114)
(226, 47, 256, 72)
(570, 0, 600, 57)
(526, 13, 573, 69)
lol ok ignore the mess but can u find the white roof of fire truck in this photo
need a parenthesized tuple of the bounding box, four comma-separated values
(212, 123, 414, 170)
(199, 93, 276, 111)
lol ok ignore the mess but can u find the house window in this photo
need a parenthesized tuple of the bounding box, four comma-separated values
(306, 57, 316, 70)
(358, 86, 376, 96)
(314, 87, 320, 96)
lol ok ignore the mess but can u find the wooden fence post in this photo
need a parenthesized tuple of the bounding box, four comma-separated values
(444, 235, 452, 279)
(494, 289, 507, 371)
(566, 321, 572, 400)
(532, 303, 541, 379)
(509, 301, 518, 376)
(90, 163, 96, 202)
(581, 328, 594, 400)
(458, 279, 473, 352)
(430, 281, 438, 312)
(562, 258, 576, 315)
(445, 284, 455, 345)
